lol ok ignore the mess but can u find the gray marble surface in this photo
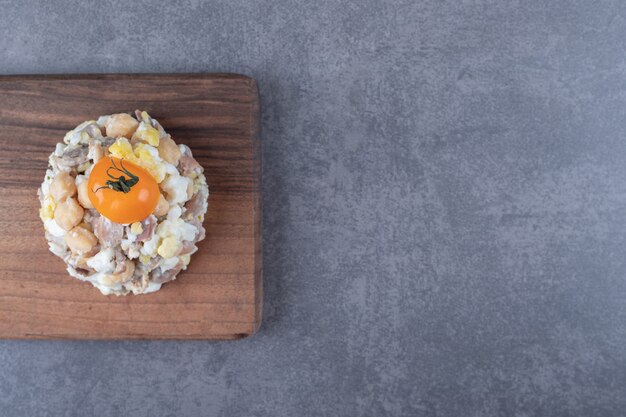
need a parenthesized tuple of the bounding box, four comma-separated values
(2, 1, 626, 416)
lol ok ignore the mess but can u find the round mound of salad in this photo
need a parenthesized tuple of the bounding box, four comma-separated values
(38, 110, 209, 295)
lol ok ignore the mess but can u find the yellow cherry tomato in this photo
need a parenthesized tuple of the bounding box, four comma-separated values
(88, 156, 159, 224)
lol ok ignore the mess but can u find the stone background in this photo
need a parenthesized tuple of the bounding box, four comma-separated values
(1, 1, 626, 416)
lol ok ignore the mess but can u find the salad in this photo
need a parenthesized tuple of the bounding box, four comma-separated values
(38, 110, 209, 295)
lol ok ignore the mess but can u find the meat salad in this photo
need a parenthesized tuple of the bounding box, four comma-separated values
(38, 111, 209, 295)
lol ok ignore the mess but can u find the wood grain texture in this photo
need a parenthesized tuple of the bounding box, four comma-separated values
(0, 73, 262, 339)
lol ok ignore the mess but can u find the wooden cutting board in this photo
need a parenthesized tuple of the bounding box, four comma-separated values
(0, 73, 262, 339)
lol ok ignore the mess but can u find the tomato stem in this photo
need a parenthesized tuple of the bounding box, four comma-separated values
(92, 159, 139, 194)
